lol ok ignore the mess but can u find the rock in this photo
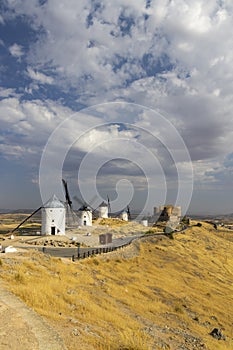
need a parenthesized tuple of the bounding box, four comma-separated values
(209, 328, 226, 340)
(4, 246, 17, 253)
(210, 315, 218, 321)
(72, 328, 80, 336)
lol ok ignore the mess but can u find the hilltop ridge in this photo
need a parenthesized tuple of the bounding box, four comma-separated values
(0, 221, 232, 350)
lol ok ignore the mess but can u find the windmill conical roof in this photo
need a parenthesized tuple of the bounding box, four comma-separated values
(99, 201, 108, 207)
(79, 205, 92, 212)
(44, 194, 65, 208)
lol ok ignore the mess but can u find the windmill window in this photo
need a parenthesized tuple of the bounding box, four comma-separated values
(52, 220, 54, 222)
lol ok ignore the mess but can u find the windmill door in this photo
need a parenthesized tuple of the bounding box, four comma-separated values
(51, 226, 56, 235)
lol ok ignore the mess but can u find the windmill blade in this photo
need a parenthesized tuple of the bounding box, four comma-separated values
(73, 194, 99, 212)
(87, 195, 99, 211)
(93, 201, 107, 218)
(107, 195, 111, 213)
(9, 206, 42, 235)
(127, 205, 131, 220)
(65, 201, 79, 226)
(62, 179, 72, 209)
(73, 195, 84, 209)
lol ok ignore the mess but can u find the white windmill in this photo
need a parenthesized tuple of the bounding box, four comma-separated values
(41, 194, 66, 235)
(98, 201, 108, 218)
(120, 206, 131, 222)
(73, 195, 93, 226)
(77, 204, 93, 226)
(120, 210, 128, 221)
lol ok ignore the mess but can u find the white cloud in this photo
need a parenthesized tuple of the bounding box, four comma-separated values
(27, 67, 54, 85)
(9, 43, 24, 58)
(0, 96, 75, 162)
(0, 144, 25, 158)
(2, 1, 233, 211)
(0, 87, 17, 98)
(3, 0, 232, 118)
(193, 159, 220, 184)
(3, 2, 233, 154)
(0, 97, 25, 124)
(74, 124, 139, 153)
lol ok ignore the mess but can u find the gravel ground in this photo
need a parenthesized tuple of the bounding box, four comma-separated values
(0, 283, 67, 350)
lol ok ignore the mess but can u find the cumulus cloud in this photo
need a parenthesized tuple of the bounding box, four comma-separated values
(0, 87, 17, 98)
(27, 67, 54, 85)
(5, 1, 232, 96)
(3, 2, 232, 103)
(9, 43, 24, 57)
(1, 0, 233, 211)
(0, 95, 75, 163)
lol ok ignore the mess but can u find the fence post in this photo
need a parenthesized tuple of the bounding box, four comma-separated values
(72, 255, 75, 262)
(77, 243, 80, 259)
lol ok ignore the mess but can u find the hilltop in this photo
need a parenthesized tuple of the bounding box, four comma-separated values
(0, 221, 232, 349)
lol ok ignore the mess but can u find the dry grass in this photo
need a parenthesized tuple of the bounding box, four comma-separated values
(0, 222, 233, 349)
(95, 218, 130, 227)
(0, 213, 40, 234)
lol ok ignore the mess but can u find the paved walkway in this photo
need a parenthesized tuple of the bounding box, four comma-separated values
(0, 283, 67, 350)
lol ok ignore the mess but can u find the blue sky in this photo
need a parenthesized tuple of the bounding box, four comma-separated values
(1, 0, 233, 215)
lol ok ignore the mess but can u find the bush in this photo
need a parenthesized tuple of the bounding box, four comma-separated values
(182, 216, 190, 225)
(14, 272, 25, 283)
(144, 229, 154, 235)
(163, 226, 174, 239)
(164, 226, 173, 234)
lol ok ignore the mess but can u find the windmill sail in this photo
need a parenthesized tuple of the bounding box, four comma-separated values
(127, 205, 131, 220)
(62, 179, 78, 227)
(107, 195, 111, 215)
(9, 206, 42, 235)
(62, 179, 72, 209)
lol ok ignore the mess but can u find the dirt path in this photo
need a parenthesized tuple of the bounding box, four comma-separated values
(0, 283, 67, 350)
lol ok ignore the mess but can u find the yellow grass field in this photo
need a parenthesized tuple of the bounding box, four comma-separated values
(0, 213, 41, 234)
(0, 221, 232, 349)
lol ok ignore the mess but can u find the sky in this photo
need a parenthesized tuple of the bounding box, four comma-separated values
(0, 0, 233, 215)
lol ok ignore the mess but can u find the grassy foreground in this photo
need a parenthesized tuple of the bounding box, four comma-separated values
(0, 222, 233, 349)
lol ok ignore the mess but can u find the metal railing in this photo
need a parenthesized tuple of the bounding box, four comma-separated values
(71, 240, 133, 261)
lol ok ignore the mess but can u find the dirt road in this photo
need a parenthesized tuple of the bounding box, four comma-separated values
(0, 283, 67, 350)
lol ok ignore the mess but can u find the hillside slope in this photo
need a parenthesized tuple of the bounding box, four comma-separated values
(0, 222, 232, 349)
